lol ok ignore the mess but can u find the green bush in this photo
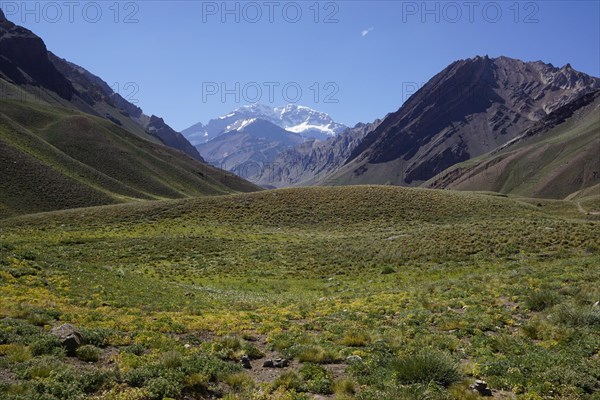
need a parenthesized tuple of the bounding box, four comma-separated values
(340, 330, 371, 347)
(124, 365, 158, 387)
(381, 266, 396, 275)
(29, 336, 62, 356)
(525, 289, 560, 311)
(145, 376, 182, 400)
(16, 356, 61, 380)
(554, 303, 600, 327)
(122, 343, 146, 356)
(182, 354, 242, 382)
(241, 342, 265, 360)
(80, 327, 115, 348)
(76, 345, 101, 362)
(273, 371, 303, 391)
(394, 350, 461, 387)
(299, 363, 333, 394)
(0, 319, 41, 345)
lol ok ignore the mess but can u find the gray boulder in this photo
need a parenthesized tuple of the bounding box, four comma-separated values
(50, 324, 82, 356)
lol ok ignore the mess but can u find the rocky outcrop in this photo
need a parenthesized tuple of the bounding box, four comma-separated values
(145, 116, 204, 161)
(0, 10, 74, 99)
(50, 324, 82, 356)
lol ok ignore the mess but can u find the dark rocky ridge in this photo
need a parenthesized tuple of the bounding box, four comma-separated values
(146, 115, 204, 161)
(0, 11, 74, 100)
(338, 56, 600, 185)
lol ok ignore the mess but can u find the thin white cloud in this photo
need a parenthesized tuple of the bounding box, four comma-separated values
(361, 27, 374, 37)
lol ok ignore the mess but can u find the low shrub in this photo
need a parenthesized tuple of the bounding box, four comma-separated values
(333, 378, 356, 396)
(29, 335, 62, 356)
(299, 363, 333, 394)
(554, 303, 600, 327)
(241, 342, 265, 360)
(525, 289, 560, 311)
(224, 372, 254, 392)
(394, 349, 461, 387)
(381, 266, 396, 275)
(273, 371, 303, 392)
(76, 344, 101, 362)
(145, 375, 182, 400)
(340, 330, 371, 347)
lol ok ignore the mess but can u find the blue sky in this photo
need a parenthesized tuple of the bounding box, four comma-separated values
(5, 0, 600, 131)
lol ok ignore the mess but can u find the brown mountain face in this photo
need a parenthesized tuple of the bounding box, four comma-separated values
(425, 90, 600, 200)
(256, 119, 383, 188)
(327, 56, 600, 186)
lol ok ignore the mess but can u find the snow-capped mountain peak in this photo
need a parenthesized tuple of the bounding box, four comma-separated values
(181, 104, 348, 146)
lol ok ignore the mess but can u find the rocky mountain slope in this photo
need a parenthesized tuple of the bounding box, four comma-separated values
(322, 56, 600, 187)
(425, 90, 600, 199)
(255, 119, 383, 188)
(0, 10, 258, 217)
(197, 118, 305, 181)
(0, 9, 201, 160)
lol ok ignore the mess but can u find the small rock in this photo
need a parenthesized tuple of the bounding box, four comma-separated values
(346, 355, 363, 363)
(241, 356, 251, 369)
(273, 358, 289, 368)
(470, 380, 493, 396)
(263, 358, 288, 368)
(50, 324, 82, 356)
(184, 344, 191, 349)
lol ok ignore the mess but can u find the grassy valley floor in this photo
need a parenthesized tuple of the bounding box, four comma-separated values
(0, 186, 598, 399)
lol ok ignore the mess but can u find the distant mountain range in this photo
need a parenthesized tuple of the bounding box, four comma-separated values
(197, 118, 305, 180)
(254, 119, 384, 188)
(2, 4, 598, 205)
(182, 104, 349, 180)
(182, 104, 348, 146)
(0, 10, 257, 217)
(257, 56, 599, 199)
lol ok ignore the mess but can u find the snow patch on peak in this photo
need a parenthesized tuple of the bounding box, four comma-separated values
(225, 118, 258, 132)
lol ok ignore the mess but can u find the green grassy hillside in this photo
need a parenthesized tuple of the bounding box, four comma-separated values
(426, 91, 600, 200)
(0, 99, 259, 218)
(0, 186, 598, 399)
